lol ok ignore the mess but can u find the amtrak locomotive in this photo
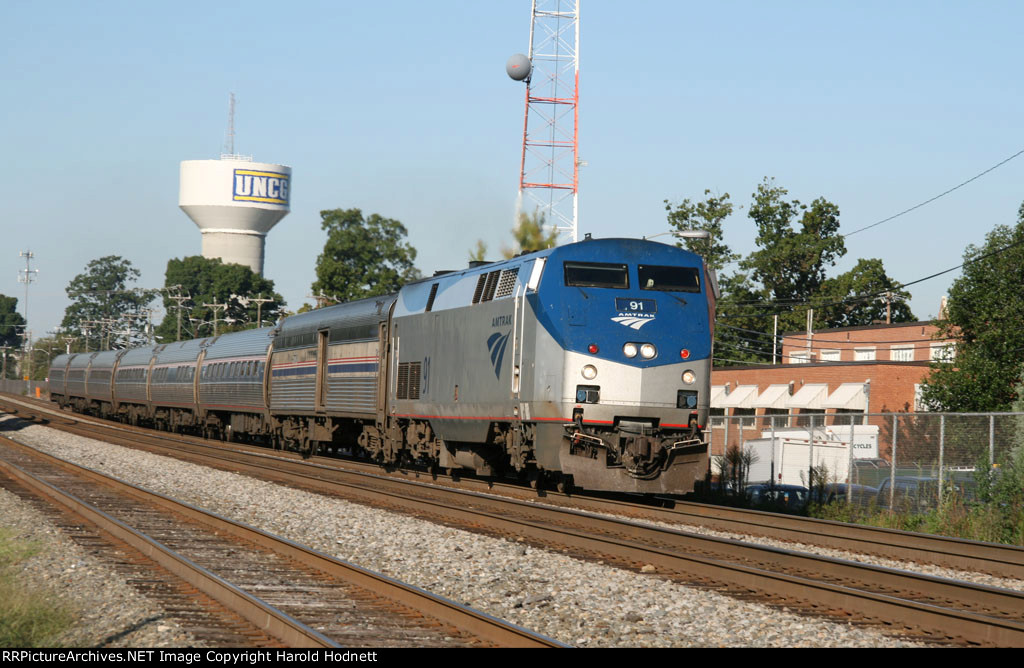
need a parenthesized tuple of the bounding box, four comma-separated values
(49, 237, 714, 494)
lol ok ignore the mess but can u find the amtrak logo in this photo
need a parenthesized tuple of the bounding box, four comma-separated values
(487, 331, 510, 379)
(612, 315, 655, 330)
(233, 169, 290, 205)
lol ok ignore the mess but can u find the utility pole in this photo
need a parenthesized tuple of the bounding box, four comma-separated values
(203, 302, 228, 336)
(165, 286, 190, 342)
(805, 309, 814, 361)
(249, 294, 274, 328)
(18, 250, 38, 379)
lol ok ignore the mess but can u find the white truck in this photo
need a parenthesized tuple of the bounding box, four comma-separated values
(743, 425, 879, 486)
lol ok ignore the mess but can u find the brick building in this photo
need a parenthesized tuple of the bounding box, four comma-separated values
(708, 321, 955, 455)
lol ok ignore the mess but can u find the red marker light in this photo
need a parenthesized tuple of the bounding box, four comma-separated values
(680, 349, 690, 359)
(588, 343, 599, 354)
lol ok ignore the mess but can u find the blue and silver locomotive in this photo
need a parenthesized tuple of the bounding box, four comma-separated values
(49, 237, 714, 494)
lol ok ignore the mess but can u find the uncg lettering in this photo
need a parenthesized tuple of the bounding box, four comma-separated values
(234, 174, 289, 203)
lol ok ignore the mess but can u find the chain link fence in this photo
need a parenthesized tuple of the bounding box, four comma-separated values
(0, 380, 48, 399)
(708, 411, 1024, 512)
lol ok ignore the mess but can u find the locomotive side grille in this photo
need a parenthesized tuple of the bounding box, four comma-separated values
(396, 362, 410, 399)
(425, 283, 439, 312)
(407, 362, 421, 400)
(482, 270, 501, 302)
(396, 361, 421, 400)
(472, 274, 488, 304)
(494, 268, 520, 298)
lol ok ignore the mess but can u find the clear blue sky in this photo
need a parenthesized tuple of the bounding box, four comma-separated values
(3, 1, 1023, 342)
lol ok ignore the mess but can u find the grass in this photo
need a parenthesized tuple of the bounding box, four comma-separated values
(807, 494, 1024, 546)
(0, 528, 75, 648)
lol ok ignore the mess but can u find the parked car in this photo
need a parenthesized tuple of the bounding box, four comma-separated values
(811, 483, 879, 507)
(745, 483, 810, 512)
(875, 476, 941, 511)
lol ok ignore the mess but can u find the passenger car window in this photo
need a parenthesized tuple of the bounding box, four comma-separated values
(564, 262, 629, 289)
(638, 265, 700, 293)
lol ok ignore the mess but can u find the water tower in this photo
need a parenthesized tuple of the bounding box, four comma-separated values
(178, 157, 292, 275)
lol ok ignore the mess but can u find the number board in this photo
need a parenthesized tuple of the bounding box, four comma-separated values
(615, 298, 657, 314)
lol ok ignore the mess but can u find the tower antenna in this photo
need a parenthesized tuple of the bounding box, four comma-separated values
(509, 0, 581, 244)
(222, 92, 248, 160)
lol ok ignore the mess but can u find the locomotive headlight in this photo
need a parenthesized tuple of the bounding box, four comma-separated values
(622, 343, 638, 358)
(682, 370, 696, 385)
(640, 343, 657, 359)
(581, 364, 598, 380)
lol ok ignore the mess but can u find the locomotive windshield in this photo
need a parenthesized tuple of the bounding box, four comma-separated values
(564, 262, 629, 288)
(638, 265, 700, 293)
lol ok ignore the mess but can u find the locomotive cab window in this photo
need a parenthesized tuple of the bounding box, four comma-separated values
(564, 262, 629, 289)
(638, 265, 700, 293)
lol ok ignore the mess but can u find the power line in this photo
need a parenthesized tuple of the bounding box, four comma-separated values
(718, 233, 1024, 321)
(844, 147, 1024, 238)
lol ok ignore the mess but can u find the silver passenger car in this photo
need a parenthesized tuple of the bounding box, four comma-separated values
(269, 296, 395, 417)
(48, 353, 76, 403)
(200, 327, 273, 412)
(149, 338, 207, 428)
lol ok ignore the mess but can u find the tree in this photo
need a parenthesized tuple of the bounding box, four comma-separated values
(743, 178, 846, 307)
(468, 240, 488, 263)
(25, 335, 64, 381)
(155, 256, 285, 342)
(921, 213, 1024, 411)
(501, 209, 558, 259)
(813, 258, 915, 329)
(61, 256, 156, 350)
(311, 208, 421, 304)
(0, 294, 26, 379)
(669, 179, 913, 366)
(665, 189, 739, 272)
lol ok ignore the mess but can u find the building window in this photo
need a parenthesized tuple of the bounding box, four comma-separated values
(854, 347, 876, 362)
(890, 345, 914, 362)
(761, 408, 790, 429)
(789, 351, 811, 364)
(820, 350, 840, 362)
(930, 343, 955, 362)
(832, 409, 864, 425)
(793, 409, 825, 428)
(709, 407, 725, 428)
(732, 408, 756, 428)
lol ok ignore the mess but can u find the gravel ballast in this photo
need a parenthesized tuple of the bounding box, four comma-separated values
(0, 413, 947, 647)
(0, 484, 201, 647)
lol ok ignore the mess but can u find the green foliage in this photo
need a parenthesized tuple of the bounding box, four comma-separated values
(0, 529, 75, 647)
(312, 208, 421, 304)
(25, 336, 65, 381)
(0, 295, 26, 379)
(468, 240, 488, 263)
(61, 256, 156, 350)
(665, 189, 739, 272)
(667, 180, 914, 366)
(921, 215, 1024, 411)
(155, 256, 285, 342)
(813, 258, 915, 328)
(743, 178, 846, 306)
(502, 209, 558, 259)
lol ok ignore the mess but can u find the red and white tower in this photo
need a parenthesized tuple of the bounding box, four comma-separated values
(511, 0, 580, 243)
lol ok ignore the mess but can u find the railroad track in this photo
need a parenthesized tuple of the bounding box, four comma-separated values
(0, 433, 563, 648)
(5, 395, 1024, 645)
(5, 392, 1024, 582)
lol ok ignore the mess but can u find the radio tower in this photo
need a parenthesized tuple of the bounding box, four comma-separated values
(509, 0, 580, 244)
